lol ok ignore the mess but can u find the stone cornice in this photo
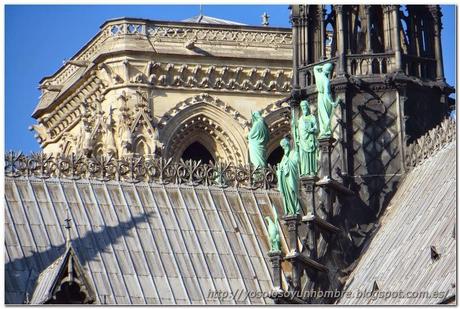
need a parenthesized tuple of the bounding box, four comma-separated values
(143, 62, 292, 94)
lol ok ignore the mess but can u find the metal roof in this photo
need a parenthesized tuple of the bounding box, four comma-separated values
(337, 142, 456, 305)
(182, 14, 246, 25)
(5, 179, 286, 304)
(29, 251, 67, 304)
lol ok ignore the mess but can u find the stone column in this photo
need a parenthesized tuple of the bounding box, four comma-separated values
(303, 8, 309, 65)
(430, 5, 445, 81)
(391, 5, 403, 72)
(335, 5, 346, 75)
(320, 6, 326, 60)
(268, 251, 283, 291)
(365, 5, 372, 53)
(291, 6, 301, 88)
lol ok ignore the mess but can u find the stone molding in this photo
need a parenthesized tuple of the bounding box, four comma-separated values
(158, 93, 249, 129)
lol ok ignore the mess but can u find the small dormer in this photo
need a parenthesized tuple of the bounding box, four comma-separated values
(29, 218, 96, 304)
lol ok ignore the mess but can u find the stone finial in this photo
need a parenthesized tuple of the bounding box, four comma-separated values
(64, 210, 72, 248)
(262, 12, 270, 26)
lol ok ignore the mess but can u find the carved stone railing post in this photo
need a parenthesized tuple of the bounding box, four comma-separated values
(318, 137, 336, 179)
(283, 214, 301, 253)
(283, 214, 302, 290)
(300, 175, 319, 259)
(268, 251, 284, 292)
(300, 175, 318, 215)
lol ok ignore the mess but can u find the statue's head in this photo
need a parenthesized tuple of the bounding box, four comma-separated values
(280, 137, 291, 153)
(322, 63, 334, 74)
(300, 100, 310, 116)
(252, 111, 262, 122)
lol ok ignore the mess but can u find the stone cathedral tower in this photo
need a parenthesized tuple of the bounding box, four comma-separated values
(290, 4, 454, 215)
(263, 5, 455, 303)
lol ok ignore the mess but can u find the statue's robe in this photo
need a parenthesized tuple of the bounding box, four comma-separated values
(314, 68, 337, 137)
(298, 114, 318, 176)
(277, 149, 300, 215)
(248, 118, 270, 168)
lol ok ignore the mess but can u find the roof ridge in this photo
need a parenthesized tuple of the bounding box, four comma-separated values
(182, 14, 246, 25)
(404, 117, 456, 169)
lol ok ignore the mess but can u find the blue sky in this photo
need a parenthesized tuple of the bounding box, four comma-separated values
(4, 5, 457, 152)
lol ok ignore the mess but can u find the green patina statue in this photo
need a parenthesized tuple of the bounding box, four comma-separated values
(277, 137, 301, 215)
(248, 111, 270, 169)
(293, 100, 318, 176)
(265, 206, 280, 252)
(313, 63, 342, 137)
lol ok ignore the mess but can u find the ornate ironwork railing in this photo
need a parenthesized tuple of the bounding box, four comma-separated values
(404, 117, 456, 169)
(4, 153, 279, 190)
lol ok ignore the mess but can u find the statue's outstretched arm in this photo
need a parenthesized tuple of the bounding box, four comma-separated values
(331, 96, 342, 108)
(324, 80, 341, 108)
(313, 65, 322, 74)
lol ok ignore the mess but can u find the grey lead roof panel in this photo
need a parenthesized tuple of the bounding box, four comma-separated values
(181, 14, 246, 25)
(5, 179, 281, 304)
(337, 142, 456, 305)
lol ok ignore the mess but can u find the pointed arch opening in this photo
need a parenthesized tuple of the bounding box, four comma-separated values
(134, 136, 150, 156)
(181, 141, 215, 163)
(47, 281, 88, 304)
(94, 143, 104, 156)
(160, 96, 248, 164)
(267, 146, 284, 166)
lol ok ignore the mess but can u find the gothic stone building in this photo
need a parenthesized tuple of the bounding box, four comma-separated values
(5, 6, 456, 305)
(30, 15, 294, 165)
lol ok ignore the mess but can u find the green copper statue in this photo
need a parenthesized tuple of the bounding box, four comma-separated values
(293, 100, 318, 176)
(265, 206, 280, 252)
(314, 63, 342, 137)
(277, 137, 301, 215)
(248, 111, 270, 169)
